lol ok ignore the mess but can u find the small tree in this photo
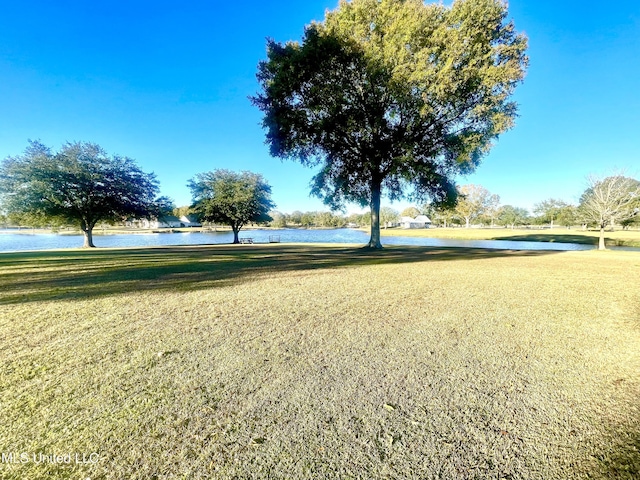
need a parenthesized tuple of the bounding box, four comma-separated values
(498, 205, 529, 229)
(579, 174, 640, 250)
(484, 193, 501, 227)
(422, 201, 457, 228)
(188, 170, 275, 244)
(289, 210, 303, 225)
(556, 204, 578, 228)
(0, 140, 164, 247)
(300, 212, 315, 227)
(533, 199, 568, 229)
(455, 184, 493, 228)
(172, 205, 192, 218)
(269, 210, 288, 228)
(380, 206, 399, 228)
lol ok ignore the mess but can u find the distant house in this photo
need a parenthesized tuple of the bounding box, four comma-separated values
(147, 215, 183, 228)
(401, 215, 431, 229)
(415, 215, 432, 227)
(140, 215, 202, 228)
(179, 215, 202, 227)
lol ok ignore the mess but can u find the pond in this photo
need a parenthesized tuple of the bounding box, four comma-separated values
(2, 228, 635, 252)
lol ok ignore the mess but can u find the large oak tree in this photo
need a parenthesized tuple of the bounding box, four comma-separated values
(252, 0, 528, 248)
(0, 141, 168, 247)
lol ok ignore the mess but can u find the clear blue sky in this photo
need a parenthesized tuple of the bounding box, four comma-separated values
(1, 0, 639, 214)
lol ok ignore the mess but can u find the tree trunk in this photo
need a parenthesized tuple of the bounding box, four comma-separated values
(82, 227, 95, 248)
(232, 226, 240, 244)
(366, 179, 383, 249)
(598, 225, 606, 250)
(80, 219, 96, 248)
(465, 217, 470, 228)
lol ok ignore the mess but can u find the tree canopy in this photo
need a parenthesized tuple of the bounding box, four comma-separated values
(188, 170, 275, 244)
(380, 206, 400, 228)
(252, 0, 528, 248)
(454, 184, 495, 228)
(0, 140, 166, 247)
(533, 198, 569, 229)
(498, 204, 529, 229)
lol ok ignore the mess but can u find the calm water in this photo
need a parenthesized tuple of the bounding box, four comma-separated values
(1, 228, 633, 252)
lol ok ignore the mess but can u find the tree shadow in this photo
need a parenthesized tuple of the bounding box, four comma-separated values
(492, 233, 598, 245)
(597, 431, 640, 479)
(0, 244, 561, 305)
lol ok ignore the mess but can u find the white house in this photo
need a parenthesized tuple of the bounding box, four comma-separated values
(400, 215, 431, 229)
(179, 215, 202, 227)
(146, 215, 183, 228)
(141, 215, 202, 228)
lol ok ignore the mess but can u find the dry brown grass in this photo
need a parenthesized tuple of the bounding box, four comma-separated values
(0, 245, 638, 479)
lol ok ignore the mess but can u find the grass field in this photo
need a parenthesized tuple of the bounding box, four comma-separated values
(0, 244, 638, 479)
(379, 227, 640, 248)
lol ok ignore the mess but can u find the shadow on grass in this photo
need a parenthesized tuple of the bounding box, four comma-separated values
(491, 232, 640, 248)
(0, 244, 561, 305)
(492, 233, 599, 245)
(599, 433, 640, 479)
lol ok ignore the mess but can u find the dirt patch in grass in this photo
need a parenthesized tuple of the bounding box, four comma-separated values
(0, 246, 638, 479)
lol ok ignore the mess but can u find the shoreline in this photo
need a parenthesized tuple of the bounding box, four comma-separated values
(1, 226, 639, 248)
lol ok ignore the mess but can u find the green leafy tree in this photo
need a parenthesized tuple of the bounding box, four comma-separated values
(300, 212, 315, 227)
(498, 205, 529, 229)
(400, 207, 421, 219)
(269, 210, 288, 228)
(0, 140, 164, 247)
(455, 184, 493, 228)
(621, 214, 640, 230)
(380, 206, 399, 228)
(172, 205, 192, 218)
(556, 204, 578, 228)
(484, 193, 501, 227)
(533, 199, 568, 229)
(434, 205, 458, 228)
(579, 174, 640, 250)
(252, 0, 528, 248)
(348, 211, 371, 227)
(289, 210, 303, 225)
(317, 211, 335, 227)
(188, 170, 275, 244)
(308, 210, 344, 228)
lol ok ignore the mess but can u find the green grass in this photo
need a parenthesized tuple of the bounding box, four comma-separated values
(379, 227, 640, 247)
(0, 244, 639, 479)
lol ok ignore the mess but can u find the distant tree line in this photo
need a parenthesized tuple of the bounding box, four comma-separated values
(2, 139, 637, 251)
(176, 175, 640, 238)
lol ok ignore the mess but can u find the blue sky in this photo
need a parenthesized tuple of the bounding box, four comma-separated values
(1, 0, 639, 214)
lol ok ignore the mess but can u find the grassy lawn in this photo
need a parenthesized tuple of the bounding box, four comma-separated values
(0, 244, 638, 479)
(379, 227, 640, 248)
